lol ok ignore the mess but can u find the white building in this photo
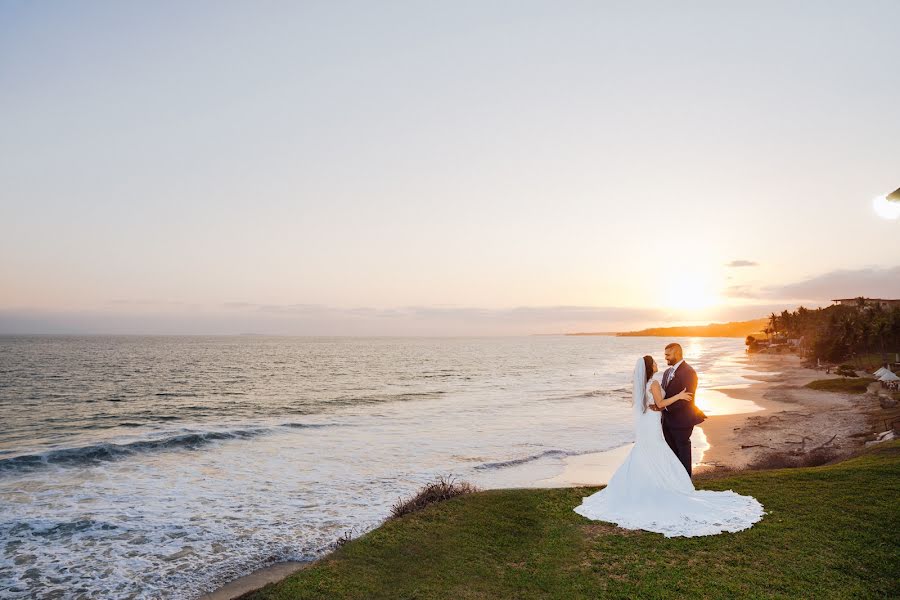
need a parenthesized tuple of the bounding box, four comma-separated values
(831, 298, 900, 310)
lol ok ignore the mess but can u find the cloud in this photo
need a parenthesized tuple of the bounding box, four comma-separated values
(219, 302, 668, 326)
(770, 266, 900, 300)
(0, 301, 740, 336)
(724, 265, 900, 302)
(0, 300, 821, 335)
(11, 267, 898, 335)
(0, 304, 677, 336)
(722, 285, 760, 299)
(222, 301, 258, 309)
(725, 260, 759, 268)
(107, 299, 189, 306)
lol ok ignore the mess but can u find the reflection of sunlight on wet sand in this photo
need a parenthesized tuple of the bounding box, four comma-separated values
(537, 444, 634, 487)
(692, 384, 762, 467)
(692, 426, 709, 467)
(695, 386, 764, 416)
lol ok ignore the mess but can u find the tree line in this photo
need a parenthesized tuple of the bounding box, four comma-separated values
(749, 298, 900, 363)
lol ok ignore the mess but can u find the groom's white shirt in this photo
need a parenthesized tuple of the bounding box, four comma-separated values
(662, 359, 684, 411)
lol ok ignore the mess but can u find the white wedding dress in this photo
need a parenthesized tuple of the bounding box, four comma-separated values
(573, 358, 764, 537)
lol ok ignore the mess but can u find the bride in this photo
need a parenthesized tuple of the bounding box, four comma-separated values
(573, 355, 764, 537)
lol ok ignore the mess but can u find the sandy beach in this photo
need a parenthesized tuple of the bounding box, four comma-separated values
(199, 562, 307, 600)
(696, 351, 900, 474)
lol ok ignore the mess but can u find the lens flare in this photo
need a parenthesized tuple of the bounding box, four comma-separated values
(872, 194, 900, 220)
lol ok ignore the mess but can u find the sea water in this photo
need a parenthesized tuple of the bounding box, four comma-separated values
(0, 335, 754, 598)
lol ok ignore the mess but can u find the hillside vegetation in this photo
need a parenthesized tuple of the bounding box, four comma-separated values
(610, 318, 768, 338)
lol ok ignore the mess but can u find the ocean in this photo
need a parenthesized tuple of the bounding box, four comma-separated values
(0, 335, 754, 598)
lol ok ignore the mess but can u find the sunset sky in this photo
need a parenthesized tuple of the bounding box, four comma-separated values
(2, 1, 899, 335)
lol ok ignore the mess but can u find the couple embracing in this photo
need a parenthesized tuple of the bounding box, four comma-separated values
(574, 343, 764, 537)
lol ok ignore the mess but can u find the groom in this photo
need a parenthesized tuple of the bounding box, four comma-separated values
(653, 343, 706, 477)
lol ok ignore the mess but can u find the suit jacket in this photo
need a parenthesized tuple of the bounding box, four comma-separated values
(661, 361, 706, 428)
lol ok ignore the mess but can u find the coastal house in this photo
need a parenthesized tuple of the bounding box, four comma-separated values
(831, 298, 900, 310)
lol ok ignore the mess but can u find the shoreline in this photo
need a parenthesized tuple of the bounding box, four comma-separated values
(695, 352, 815, 471)
(205, 350, 889, 599)
(199, 562, 307, 600)
(696, 351, 885, 472)
(542, 352, 880, 485)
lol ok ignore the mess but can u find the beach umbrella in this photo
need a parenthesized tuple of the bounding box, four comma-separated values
(874, 367, 888, 377)
(879, 371, 900, 382)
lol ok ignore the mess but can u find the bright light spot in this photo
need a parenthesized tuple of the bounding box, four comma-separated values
(663, 273, 719, 310)
(873, 194, 900, 220)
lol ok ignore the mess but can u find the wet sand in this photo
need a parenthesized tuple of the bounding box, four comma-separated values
(539, 444, 634, 487)
(696, 353, 882, 472)
(199, 561, 306, 600)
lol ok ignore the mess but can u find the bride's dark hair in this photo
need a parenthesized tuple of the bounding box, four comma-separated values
(642, 355, 654, 383)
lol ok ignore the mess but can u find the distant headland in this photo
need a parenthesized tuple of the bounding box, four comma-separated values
(567, 318, 768, 338)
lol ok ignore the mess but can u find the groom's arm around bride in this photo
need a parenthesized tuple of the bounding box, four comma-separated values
(665, 363, 700, 419)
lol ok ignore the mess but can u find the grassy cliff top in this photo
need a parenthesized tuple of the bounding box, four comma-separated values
(243, 442, 900, 599)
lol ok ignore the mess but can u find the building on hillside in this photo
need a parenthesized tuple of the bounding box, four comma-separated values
(831, 298, 900, 310)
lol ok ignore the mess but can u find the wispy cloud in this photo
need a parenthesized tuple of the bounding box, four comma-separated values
(724, 265, 900, 301)
(770, 266, 900, 300)
(107, 299, 190, 306)
(0, 304, 681, 336)
(220, 302, 667, 324)
(722, 285, 760, 299)
(725, 260, 759, 268)
(10, 267, 898, 336)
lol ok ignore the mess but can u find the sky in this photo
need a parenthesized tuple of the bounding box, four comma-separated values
(1, 1, 899, 335)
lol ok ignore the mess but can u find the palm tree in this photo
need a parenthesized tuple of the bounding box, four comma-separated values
(780, 310, 792, 337)
(874, 318, 889, 355)
(857, 319, 871, 363)
(840, 317, 856, 357)
(890, 307, 900, 351)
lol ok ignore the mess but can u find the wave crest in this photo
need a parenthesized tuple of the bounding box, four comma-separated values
(1, 427, 270, 473)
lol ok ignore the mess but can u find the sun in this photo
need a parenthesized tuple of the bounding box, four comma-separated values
(663, 276, 719, 311)
(873, 194, 900, 220)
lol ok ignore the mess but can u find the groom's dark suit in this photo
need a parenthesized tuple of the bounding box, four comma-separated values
(661, 361, 706, 477)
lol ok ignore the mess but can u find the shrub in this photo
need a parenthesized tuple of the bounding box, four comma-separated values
(334, 529, 354, 548)
(836, 364, 858, 377)
(389, 476, 478, 520)
(806, 378, 876, 394)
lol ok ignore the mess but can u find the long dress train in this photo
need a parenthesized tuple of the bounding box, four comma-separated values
(573, 367, 764, 537)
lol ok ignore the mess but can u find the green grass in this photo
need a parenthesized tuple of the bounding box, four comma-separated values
(244, 442, 900, 600)
(805, 378, 877, 394)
